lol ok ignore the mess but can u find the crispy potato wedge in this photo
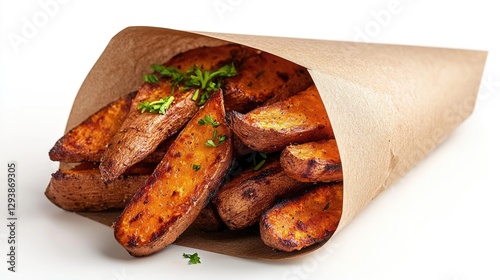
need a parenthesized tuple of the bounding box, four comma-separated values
(168, 44, 256, 73)
(99, 87, 198, 183)
(213, 159, 310, 230)
(226, 85, 334, 153)
(260, 183, 343, 252)
(223, 52, 313, 112)
(139, 136, 175, 163)
(100, 44, 251, 183)
(113, 89, 232, 257)
(190, 203, 225, 232)
(280, 139, 342, 182)
(49, 92, 136, 163)
(45, 162, 154, 212)
(46, 161, 225, 231)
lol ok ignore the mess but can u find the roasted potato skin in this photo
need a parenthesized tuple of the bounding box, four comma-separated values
(260, 183, 343, 252)
(113, 90, 232, 257)
(190, 203, 225, 232)
(100, 45, 252, 183)
(168, 44, 256, 73)
(223, 52, 313, 112)
(49, 92, 136, 163)
(226, 85, 334, 153)
(138, 136, 174, 163)
(280, 139, 342, 182)
(45, 162, 154, 212)
(213, 159, 310, 230)
(99, 86, 198, 183)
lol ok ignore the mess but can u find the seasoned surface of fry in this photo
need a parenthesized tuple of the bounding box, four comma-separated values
(260, 183, 343, 252)
(49, 92, 136, 163)
(226, 85, 334, 153)
(113, 90, 232, 257)
(45, 162, 153, 212)
(213, 159, 309, 230)
(223, 52, 313, 112)
(100, 44, 250, 183)
(281, 139, 342, 182)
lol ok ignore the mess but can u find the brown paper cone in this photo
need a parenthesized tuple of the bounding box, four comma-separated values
(62, 26, 487, 259)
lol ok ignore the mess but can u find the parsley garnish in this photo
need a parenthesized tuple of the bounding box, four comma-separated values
(143, 74, 159, 84)
(192, 164, 201, 172)
(205, 129, 227, 148)
(198, 115, 220, 127)
(253, 152, 267, 171)
(137, 96, 175, 114)
(187, 64, 237, 105)
(140, 63, 238, 114)
(205, 140, 217, 148)
(183, 252, 201, 265)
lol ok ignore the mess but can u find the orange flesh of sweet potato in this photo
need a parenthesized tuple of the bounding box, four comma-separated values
(260, 183, 343, 252)
(113, 90, 232, 256)
(49, 92, 136, 163)
(226, 85, 334, 153)
(280, 139, 342, 182)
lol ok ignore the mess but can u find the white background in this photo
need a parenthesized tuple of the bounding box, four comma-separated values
(1, 1, 499, 279)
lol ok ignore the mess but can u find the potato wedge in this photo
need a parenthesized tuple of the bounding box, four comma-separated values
(45, 162, 154, 212)
(99, 87, 198, 183)
(46, 161, 225, 231)
(223, 52, 313, 112)
(168, 44, 256, 73)
(226, 85, 334, 153)
(190, 203, 225, 232)
(213, 159, 310, 230)
(100, 44, 251, 183)
(139, 136, 175, 163)
(280, 139, 342, 182)
(49, 91, 136, 163)
(260, 182, 343, 252)
(113, 89, 232, 257)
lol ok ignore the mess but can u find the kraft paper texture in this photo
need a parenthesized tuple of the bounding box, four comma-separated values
(61, 26, 486, 259)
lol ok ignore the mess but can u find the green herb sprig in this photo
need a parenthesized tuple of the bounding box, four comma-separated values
(198, 115, 220, 127)
(137, 96, 175, 115)
(183, 252, 201, 265)
(187, 64, 237, 105)
(140, 63, 238, 114)
(253, 152, 267, 171)
(198, 114, 226, 148)
(205, 129, 227, 148)
(192, 164, 201, 172)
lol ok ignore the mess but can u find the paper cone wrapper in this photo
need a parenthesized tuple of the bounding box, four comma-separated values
(63, 26, 487, 259)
